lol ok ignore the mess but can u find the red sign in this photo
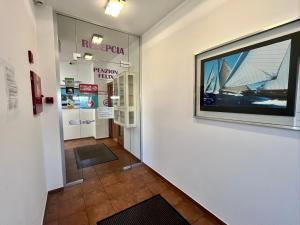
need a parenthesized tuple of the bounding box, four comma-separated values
(79, 84, 98, 93)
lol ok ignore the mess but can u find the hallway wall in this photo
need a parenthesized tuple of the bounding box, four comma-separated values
(0, 0, 47, 225)
(36, 6, 64, 191)
(141, 0, 300, 225)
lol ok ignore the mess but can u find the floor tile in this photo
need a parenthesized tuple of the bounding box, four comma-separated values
(58, 211, 89, 225)
(109, 193, 137, 212)
(58, 197, 85, 218)
(117, 170, 135, 183)
(44, 220, 58, 225)
(138, 171, 162, 184)
(83, 189, 110, 208)
(44, 203, 58, 223)
(193, 216, 219, 225)
(100, 172, 122, 187)
(146, 179, 169, 194)
(86, 202, 115, 225)
(46, 192, 60, 206)
(81, 176, 103, 194)
(132, 186, 155, 203)
(104, 181, 130, 199)
(123, 180, 146, 193)
(175, 200, 205, 224)
(82, 167, 97, 179)
(59, 184, 83, 202)
(160, 188, 184, 206)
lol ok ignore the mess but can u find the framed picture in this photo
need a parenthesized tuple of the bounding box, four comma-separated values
(30, 71, 43, 115)
(194, 19, 300, 130)
(200, 32, 300, 116)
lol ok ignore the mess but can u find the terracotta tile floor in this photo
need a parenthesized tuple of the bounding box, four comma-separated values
(46, 138, 223, 225)
(64, 138, 138, 183)
(44, 164, 223, 225)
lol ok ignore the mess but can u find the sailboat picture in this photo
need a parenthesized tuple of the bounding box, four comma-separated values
(200, 32, 299, 116)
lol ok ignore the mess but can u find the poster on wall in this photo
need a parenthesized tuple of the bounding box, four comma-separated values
(0, 58, 18, 114)
(63, 77, 75, 109)
(65, 77, 74, 87)
(61, 87, 79, 109)
(197, 31, 300, 116)
(79, 84, 99, 109)
(65, 77, 75, 95)
(98, 107, 114, 119)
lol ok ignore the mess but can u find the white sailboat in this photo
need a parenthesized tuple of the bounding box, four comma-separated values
(224, 39, 291, 88)
(217, 58, 248, 94)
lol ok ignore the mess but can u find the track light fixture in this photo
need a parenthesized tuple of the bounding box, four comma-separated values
(105, 0, 127, 17)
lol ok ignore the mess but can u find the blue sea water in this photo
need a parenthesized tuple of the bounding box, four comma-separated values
(204, 93, 286, 108)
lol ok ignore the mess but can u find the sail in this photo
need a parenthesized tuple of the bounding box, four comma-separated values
(262, 44, 291, 90)
(205, 66, 215, 93)
(213, 75, 220, 94)
(219, 59, 231, 88)
(224, 40, 291, 87)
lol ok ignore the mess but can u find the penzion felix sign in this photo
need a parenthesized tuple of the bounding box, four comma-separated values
(94, 67, 118, 80)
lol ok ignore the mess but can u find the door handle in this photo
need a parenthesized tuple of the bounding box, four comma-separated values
(69, 120, 81, 125)
(68, 120, 95, 125)
(81, 120, 95, 124)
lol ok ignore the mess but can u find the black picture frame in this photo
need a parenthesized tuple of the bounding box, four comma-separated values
(196, 31, 300, 117)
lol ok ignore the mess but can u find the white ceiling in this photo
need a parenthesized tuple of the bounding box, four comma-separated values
(46, 0, 185, 35)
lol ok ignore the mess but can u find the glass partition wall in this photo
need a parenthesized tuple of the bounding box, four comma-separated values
(57, 14, 141, 185)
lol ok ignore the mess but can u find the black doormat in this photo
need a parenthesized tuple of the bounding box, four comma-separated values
(97, 195, 190, 225)
(74, 143, 118, 169)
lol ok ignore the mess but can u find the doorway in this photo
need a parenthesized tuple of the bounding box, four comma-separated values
(108, 82, 124, 146)
(56, 14, 141, 186)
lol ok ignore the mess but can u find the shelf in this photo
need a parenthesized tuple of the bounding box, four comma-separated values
(113, 71, 136, 128)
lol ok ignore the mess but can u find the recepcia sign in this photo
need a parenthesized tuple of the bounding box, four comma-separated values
(94, 67, 119, 80)
(82, 39, 125, 55)
(79, 84, 98, 94)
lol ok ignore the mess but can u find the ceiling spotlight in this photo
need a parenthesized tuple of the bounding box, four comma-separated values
(91, 34, 103, 45)
(33, 0, 46, 6)
(105, 0, 127, 17)
(83, 53, 93, 61)
(73, 53, 81, 60)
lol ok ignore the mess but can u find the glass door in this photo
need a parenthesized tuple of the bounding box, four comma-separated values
(57, 14, 141, 186)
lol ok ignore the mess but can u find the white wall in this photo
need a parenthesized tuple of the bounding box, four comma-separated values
(36, 6, 64, 191)
(0, 0, 47, 225)
(141, 0, 300, 225)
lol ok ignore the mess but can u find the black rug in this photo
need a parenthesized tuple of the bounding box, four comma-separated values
(97, 195, 190, 225)
(74, 143, 118, 169)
